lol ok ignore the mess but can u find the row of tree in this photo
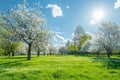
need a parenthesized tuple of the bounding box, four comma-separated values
(0, 3, 51, 60)
(0, 1, 120, 60)
(59, 22, 120, 58)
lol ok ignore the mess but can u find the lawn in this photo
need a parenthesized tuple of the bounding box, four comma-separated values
(0, 55, 120, 80)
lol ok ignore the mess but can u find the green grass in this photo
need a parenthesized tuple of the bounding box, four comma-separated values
(0, 55, 120, 80)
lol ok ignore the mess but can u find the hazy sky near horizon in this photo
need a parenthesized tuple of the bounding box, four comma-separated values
(0, 0, 120, 46)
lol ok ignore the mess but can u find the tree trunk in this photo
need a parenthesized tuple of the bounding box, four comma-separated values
(27, 43, 32, 60)
(107, 50, 111, 58)
(37, 51, 40, 57)
(43, 51, 46, 56)
(110, 50, 112, 56)
(8, 52, 10, 58)
(5, 50, 7, 56)
(97, 49, 101, 57)
(12, 51, 15, 57)
(97, 51, 100, 57)
(37, 46, 40, 57)
(50, 50, 52, 55)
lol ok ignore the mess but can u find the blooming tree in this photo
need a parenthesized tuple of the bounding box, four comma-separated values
(80, 40, 91, 53)
(90, 21, 120, 58)
(73, 25, 85, 46)
(2, 3, 49, 60)
(89, 35, 104, 56)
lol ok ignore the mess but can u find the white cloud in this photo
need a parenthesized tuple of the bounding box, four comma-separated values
(55, 34, 67, 43)
(85, 31, 94, 37)
(46, 4, 63, 18)
(54, 43, 64, 48)
(71, 33, 75, 37)
(89, 19, 97, 24)
(50, 32, 72, 48)
(66, 6, 69, 9)
(114, 0, 120, 9)
(51, 31, 66, 43)
(50, 31, 62, 35)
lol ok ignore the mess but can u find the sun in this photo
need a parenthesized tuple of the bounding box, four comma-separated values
(92, 8, 105, 21)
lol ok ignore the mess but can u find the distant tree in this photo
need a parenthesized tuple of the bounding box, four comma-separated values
(0, 17, 3, 41)
(0, 39, 21, 57)
(15, 42, 27, 55)
(89, 35, 104, 57)
(47, 44, 58, 55)
(2, 3, 49, 60)
(43, 43, 58, 55)
(80, 40, 91, 53)
(0, 29, 19, 57)
(80, 33, 91, 49)
(32, 42, 47, 56)
(11, 42, 22, 56)
(58, 46, 67, 55)
(73, 25, 85, 51)
(32, 29, 50, 57)
(0, 14, 18, 57)
(68, 44, 78, 54)
(65, 40, 71, 53)
(91, 21, 120, 58)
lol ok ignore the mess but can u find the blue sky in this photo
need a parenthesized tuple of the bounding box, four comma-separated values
(0, 0, 120, 46)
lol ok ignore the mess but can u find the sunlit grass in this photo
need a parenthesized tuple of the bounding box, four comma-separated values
(0, 55, 120, 80)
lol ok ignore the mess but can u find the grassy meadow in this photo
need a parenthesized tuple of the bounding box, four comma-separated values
(0, 55, 120, 80)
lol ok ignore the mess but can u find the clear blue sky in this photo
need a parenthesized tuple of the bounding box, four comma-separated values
(0, 0, 120, 46)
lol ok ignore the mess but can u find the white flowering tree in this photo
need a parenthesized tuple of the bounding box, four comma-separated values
(58, 46, 67, 55)
(2, 3, 49, 60)
(32, 34, 49, 57)
(89, 35, 104, 56)
(90, 22, 120, 58)
(47, 43, 58, 55)
(80, 40, 91, 53)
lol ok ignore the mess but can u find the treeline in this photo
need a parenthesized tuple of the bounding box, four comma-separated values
(0, 3, 52, 60)
(58, 22, 120, 58)
(0, 1, 120, 60)
(0, 2, 65, 59)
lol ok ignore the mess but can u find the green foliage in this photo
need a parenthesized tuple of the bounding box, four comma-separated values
(58, 46, 67, 55)
(0, 46, 4, 55)
(66, 40, 79, 54)
(68, 44, 78, 54)
(0, 40, 22, 56)
(0, 15, 21, 56)
(1, 2, 49, 60)
(0, 18, 4, 41)
(79, 33, 92, 49)
(73, 25, 85, 48)
(0, 55, 119, 80)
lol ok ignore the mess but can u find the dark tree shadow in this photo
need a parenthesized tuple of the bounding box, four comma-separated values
(0, 56, 27, 59)
(106, 58, 120, 69)
(0, 59, 28, 68)
(92, 57, 120, 69)
(0, 56, 29, 69)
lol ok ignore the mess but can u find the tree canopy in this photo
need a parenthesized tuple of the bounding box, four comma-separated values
(1, 3, 50, 60)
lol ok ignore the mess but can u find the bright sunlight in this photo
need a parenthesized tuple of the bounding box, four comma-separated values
(92, 8, 105, 21)
(0, 0, 120, 80)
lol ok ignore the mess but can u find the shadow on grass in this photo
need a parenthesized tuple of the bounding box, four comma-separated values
(0, 56, 27, 59)
(0, 59, 28, 75)
(0, 56, 29, 69)
(0, 59, 28, 68)
(92, 57, 120, 69)
(72, 53, 99, 57)
(106, 58, 120, 69)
